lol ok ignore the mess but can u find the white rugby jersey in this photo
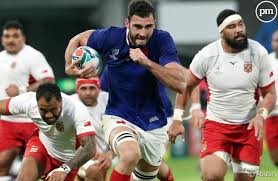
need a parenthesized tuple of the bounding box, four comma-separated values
(190, 39, 274, 124)
(268, 52, 278, 116)
(71, 91, 109, 153)
(0, 45, 54, 123)
(7, 92, 96, 162)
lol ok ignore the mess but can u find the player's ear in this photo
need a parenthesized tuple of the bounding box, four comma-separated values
(124, 18, 129, 28)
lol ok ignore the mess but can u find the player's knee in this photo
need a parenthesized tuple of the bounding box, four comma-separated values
(119, 145, 140, 168)
(202, 172, 224, 181)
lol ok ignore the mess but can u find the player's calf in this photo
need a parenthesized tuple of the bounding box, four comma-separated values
(157, 161, 174, 181)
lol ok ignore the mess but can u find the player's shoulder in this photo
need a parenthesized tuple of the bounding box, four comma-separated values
(94, 26, 125, 37)
(11, 92, 36, 105)
(22, 45, 46, 60)
(23, 45, 43, 54)
(152, 29, 173, 41)
(98, 91, 109, 102)
(196, 40, 220, 58)
(247, 39, 268, 55)
(0, 50, 6, 57)
(70, 93, 79, 100)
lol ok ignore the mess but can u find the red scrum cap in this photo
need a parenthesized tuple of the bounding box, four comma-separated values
(76, 78, 100, 90)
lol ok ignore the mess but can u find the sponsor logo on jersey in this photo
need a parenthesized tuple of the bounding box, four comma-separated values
(84, 121, 91, 127)
(269, 71, 273, 77)
(244, 63, 252, 73)
(109, 49, 119, 60)
(201, 141, 207, 152)
(56, 121, 64, 132)
(30, 145, 39, 153)
(116, 120, 126, 124)
(149, 116, 159, 122)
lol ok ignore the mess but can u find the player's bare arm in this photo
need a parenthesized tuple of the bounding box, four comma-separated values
(65, 30, 95, 78)
(0, 99, 12, 115)
(248, 83, 276, 140)
(46, 135, 96, 181)
(167, 71, 201, 143)
(190, 86, 205, 128)
(67, 135, 96, 169)
(129, 48, 186, 93)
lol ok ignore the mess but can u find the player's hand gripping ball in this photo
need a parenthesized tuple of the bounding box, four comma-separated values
(72, 46, 103, 75)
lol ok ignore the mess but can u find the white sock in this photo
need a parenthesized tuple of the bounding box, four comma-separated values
(0, 176, 12, 181)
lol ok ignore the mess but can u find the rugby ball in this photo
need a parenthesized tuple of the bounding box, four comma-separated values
(72, 46, 103, 75)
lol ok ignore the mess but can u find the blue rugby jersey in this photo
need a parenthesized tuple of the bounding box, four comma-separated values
(100, 66, 173, 118)
(87, 26, 178, 130)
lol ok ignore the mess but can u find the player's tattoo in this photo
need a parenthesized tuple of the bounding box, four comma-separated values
(65, 135, 96, 169)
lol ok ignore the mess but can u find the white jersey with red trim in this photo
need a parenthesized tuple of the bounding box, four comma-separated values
(71, 91, 109, 153)
(8, 92, 96, 162)
(0, 44, 54, 123)
(190, 39, 274, 124)
(268, 52, 278, 116)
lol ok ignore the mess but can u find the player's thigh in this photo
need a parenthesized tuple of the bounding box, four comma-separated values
(232, 159, 256, 181)
(16, 156, 43, 181)
(102, 115, 139, 155)
(200, 154, 228, 181)
(139, 127, 168, 167)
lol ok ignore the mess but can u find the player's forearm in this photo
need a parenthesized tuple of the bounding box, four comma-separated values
(65, 136, 96, 169)
(146, 62, 186, 94)
(260, 91, 276, 113)
(27, 78, 55, 92)
(190, 86, 200, 104)
(0, 99, 12, 115)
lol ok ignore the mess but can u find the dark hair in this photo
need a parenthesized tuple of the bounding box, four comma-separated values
(128, 0, 155, 20)
(36, 83, 62, 102)
(2, 20, 25, 36)
(216, 9, 239, 27)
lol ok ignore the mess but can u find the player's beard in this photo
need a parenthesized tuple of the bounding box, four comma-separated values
(128, 32, 148, 48)
(224, 33, 248, 51)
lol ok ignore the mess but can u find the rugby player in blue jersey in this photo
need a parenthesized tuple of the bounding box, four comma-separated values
(65, 1, 185, 180)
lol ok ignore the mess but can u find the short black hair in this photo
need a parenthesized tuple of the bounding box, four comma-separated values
(216, 9, 239, 27)
(2, 20, 25, 36)
(128, 0, 155, 20)
(36, 83, 62, 102)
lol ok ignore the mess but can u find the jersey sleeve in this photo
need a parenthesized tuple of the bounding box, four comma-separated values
(189, 50, 207, 79)
(74, 102, 96, 139)
(159, 32, 180, 66)
(87, 28, 109, 54)
(258, 52, 275, 88)
(29, 52, 55, 81)
(8, 92, 33, 115)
